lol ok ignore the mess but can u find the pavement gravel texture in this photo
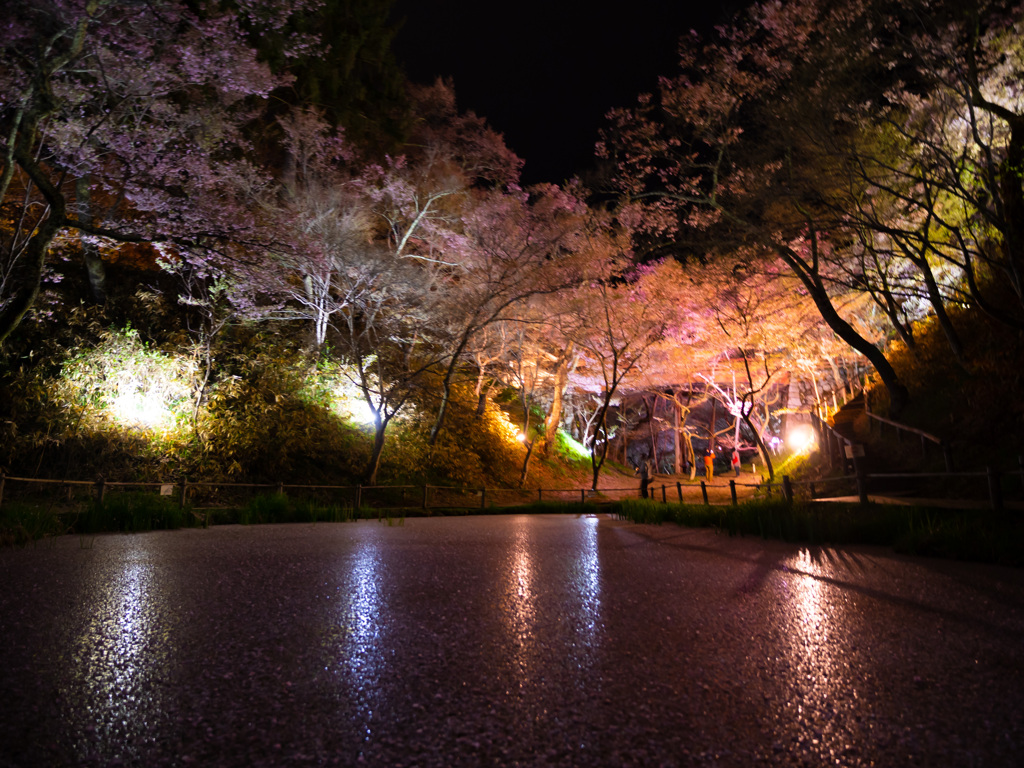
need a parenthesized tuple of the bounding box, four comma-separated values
(1, 514, 1023, 767)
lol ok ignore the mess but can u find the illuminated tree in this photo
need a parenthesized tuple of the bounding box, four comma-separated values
(261, 108, 370, 347)
(0, 0, 298, 346)
(826, 0, 1024, 350)
(426, 182, 593, 444)
(599, 0, 915, 413)
(569, 261, 672, 490)
(689, 257, 828, 479)
(332, 239, 444, 485)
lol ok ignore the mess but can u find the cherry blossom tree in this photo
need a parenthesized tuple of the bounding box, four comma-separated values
(331, 239, 445, 485)
(260, 108, 371, 347)
(0, 0, 299, 346)
(599, 0, 915, 413)
(425, 182, 595, 445)
(690, 258, 823, 479)
(827, 0, 1024, 347)
(569, 261, 673, 490)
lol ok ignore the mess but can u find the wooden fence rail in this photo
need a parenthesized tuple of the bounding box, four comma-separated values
(2, 464, 1020, 518)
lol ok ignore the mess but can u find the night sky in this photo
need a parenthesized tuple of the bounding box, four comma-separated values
(390, 0, 749, 185)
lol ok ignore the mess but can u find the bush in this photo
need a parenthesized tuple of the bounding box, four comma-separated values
(75, 491, 190, 534)
(0, 502, 71, 545)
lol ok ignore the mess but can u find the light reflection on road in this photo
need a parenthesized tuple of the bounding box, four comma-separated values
(325, 543, 387, 742)
(64, 543, 169, 758)
(571, 515, 602, 654)
(504, 518, 537, 690)
(776, 547, 863, 759)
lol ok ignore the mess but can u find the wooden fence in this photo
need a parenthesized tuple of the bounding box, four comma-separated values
(2, 462, 1020, 520)
(0, 472, 777, 516)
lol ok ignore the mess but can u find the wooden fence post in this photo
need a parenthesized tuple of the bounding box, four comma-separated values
(580, 489, 585, 504)
(355, 484, 362, 510)
(179, 478, 188, 510)
(480, 488, 486, 510)
(96, 477, 106, 506)
(987, 467, 1004, 511)
(729, 480, 738, 506)
(700, 481, 709, 506)
(782, 476, 793, 505)
(676, 481, 683, 501)
(421, 485, 428, 509)
(661, 484, 667, 503)
(853, 459, 868, 505)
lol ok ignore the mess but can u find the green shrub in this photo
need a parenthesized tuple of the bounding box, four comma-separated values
(0, 502, 71, 545)
(76, 491, 190, 533)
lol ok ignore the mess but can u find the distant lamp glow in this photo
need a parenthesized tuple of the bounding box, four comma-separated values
(516, 431, 528, 443)
(787, 424, 816, 453)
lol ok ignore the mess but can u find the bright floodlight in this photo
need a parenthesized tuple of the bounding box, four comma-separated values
(787, 424, 816, 453)
(110, 389, 174, 430)
(349, 399, 378, 425)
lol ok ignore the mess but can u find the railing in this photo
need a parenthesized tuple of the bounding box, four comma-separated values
(0, 473, 723, 513)
(4, 462, 1018, 523)
(0, 471, 779, 521)
(768, 463, 1024, 511)
(862, 401, 954, 471)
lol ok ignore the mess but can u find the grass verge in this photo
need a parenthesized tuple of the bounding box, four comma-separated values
(608, 498, 1024, 566)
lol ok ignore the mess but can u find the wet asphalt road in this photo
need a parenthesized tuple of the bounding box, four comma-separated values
(1, 514, 1023, 767)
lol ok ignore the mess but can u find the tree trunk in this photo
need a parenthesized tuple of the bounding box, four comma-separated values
(742, 412, 774, 480)
(518, 440, 535, 488)
(645, 395, 658, 472)
(428, 332, 472, 445)
(589, 400, 612, 491)
(672, 398, 681, 474)
(364, 419, 387, 485)
(778, 244, 910, 416)
(0, 145, 68, 346)
(0, 210, 63, 347)
(917, 255, 966, 366)
(541, 343, 573, 456)
(76, 176, 107, 303)
(475, 384, 490, 416)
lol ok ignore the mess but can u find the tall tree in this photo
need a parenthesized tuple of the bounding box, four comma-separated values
(0, 0, 293, 346)
(569, 262, 672, 490)
(426, 182, 593, 444)
(599, 0, 914, 413)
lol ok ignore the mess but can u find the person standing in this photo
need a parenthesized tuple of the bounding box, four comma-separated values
(637, 458, 653, 499)
(731, 449, 741, 478)
(704, 450, 715, 482)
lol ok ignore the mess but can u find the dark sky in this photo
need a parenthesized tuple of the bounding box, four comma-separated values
(390, 1, 748, 185)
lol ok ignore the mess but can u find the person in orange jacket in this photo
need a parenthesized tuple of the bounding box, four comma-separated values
(704, 450, 715, 481)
